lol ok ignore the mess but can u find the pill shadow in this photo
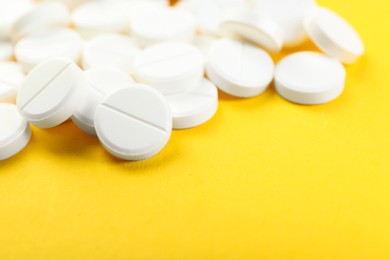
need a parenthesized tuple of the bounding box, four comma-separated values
(38, 120, 100, 157)
(103, 132, 181, 173)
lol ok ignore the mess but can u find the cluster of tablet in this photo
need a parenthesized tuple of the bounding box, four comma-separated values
(0, 0, 364, 161)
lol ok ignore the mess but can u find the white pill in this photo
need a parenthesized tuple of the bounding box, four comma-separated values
(82, 34, 140, 74)
(177, 0, 248, 35)
(131, 6, 197, 47)
(17, 58, 86, 128)
(72, 68, 135, 136)
(192, 34, 219, 59)
(0, 103, 31, 160)
(0, 62, 25, 103)
(12, 3, 70, 40)
(95, 86, 172, 161)
(165, 78, 218, 129)
(72, 2, 131, 39)
(15, 28, 83, 73)
(254, 0, 316, 47)
(133, 42, 204, 94)
(304, 7, 365, 64)
(274, 52, 346, 105)
(206, 39, 274, 98)
(219, 8, 283, 53)
(40, 0, 88, 9)
(0, 0, 33, 39)
(0, 40, 13, 61)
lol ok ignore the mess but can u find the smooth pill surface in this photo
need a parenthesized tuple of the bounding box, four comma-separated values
(304, 7, 365, 64)
(131, 6, 197, 47)
(72, 2, 131, 39)
(0, 103, 31, 160)
(177, 0, 248, 35)
(165, 78, 218, 129)
(72, 68, 135, 136)
(41, 0, 88, 9)
(219, 8, 283, 53)
(0, 40, 13, 61)
(0, 62, 25, 103)
(15, 28, 83, 73)
(206, 38, 274, 98)
(12, 3, 70, 40)
(254, 0, 316, 47)
(275, 52, 346, 105)
(82, 33, 140, 74)
(17, 58, 86, 128)
(0, 0, 33, 39)
(133, 42, 204, 94)
(192, 34, 219, 59)
(95, 86, 172, 161)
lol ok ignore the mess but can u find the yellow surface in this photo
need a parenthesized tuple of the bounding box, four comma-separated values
(1, 1, 390, 259)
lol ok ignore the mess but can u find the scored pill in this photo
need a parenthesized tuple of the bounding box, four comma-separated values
(133, 42, 204, 94)
(206, 38, 274, 98)
(95, 86, 172, 161)
(17, 58, 86, 128)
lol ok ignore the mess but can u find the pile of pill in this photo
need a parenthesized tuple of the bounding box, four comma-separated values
(0, 0, 364, 161)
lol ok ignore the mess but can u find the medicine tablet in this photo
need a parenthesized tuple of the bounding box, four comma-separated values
(219, 8, 283, 53)
(304, 7, 365, 64)
(165, 78, 218, 129)
(72, 2, 131, 39)
(95, 86, 172, 161)
(40, 0, 88, 9)
(254, 0, 316, 47)
(82, 34, 140, 74)
(206, 38, 274, 98)
(0, 103, 31, 161)
(0, 62, 25, 103)
(12, 3, 70, 40)
(15, 28, 83, 73)
(177, 0, 248, 35)
(17, 58, 86, 128)
(133, 42, 204, 94)
(192, 34, 219, 59)
(0, 0, 33, 39)
(0, 40, 13, 61)
(131, 6, 197, 47)
(72, 68, 135, 136)
(274, 52, 346, 105)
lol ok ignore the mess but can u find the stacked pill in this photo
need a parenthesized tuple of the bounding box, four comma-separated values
(0, 0, 364, 161)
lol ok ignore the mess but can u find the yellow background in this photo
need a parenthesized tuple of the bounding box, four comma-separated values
(1, 0, 390, 259)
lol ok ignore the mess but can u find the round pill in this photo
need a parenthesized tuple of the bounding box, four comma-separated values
(304, 7, 365, 64)
(165, 78, 218, 129)
(0, 40, 13, 61)
(15, 28, 83, 73)
(0, 0, 33, 39)
(131, 6, 197, 47)
(40, 0, 88, 9)
(17, 58, 87, 128)
(254, 0, 316, 47)
(219, 8, 283, 53)
(192, 34, 219, 60)
(0, 103, 31, 161)
(206, 38, 274, 98)
(72, 2, 131, 39)
(72, 68, 135, 136)
(12, 3, 70, 40)
(274, 52, 346, 105)
(0, 62, 25, 103)
(177, 0, 248, 35)
(95, 86, 172, 161)
(82, 33, 140, 74)
(133, 42, 204, 94)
